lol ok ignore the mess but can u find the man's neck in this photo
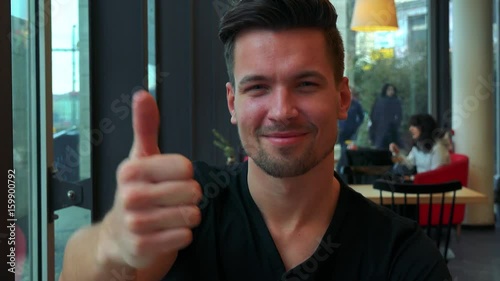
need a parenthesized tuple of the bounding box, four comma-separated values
(247, 155, 340, 235)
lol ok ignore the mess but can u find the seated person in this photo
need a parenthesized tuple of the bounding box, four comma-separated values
(389, 114, 451, 181)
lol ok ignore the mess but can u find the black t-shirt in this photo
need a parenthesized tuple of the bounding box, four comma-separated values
(163, 161, 451, 281)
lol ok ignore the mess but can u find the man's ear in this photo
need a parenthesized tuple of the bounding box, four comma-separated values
(226, 82, 237, 124)
(337, 77, 351, 120)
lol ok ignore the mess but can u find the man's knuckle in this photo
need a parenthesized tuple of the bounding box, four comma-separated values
(120, 188, 140, 209)
(178, 228, 193, 246)
(131, 235, 151, 256)
(189, 207, 202, 225)
(191, 182, 203, 203)
(118, 161, 142, 183)
(174, 155, 193, 177)
(124, 213, 138, 231)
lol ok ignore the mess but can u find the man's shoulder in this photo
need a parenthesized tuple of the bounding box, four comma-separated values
(341, 183, 413, 226)
(340, 182, 433, 252)
(339, 184, 451, 280)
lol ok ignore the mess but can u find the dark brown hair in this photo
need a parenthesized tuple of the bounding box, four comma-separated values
(409, 113, 445, 152)
(380, 83, 398, 97)
(218, 0, 345, 86)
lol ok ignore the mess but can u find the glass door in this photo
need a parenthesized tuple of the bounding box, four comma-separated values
(10, 0, 92, 280)
(50, 0, 92, 280)
(11, 1, 39, 280)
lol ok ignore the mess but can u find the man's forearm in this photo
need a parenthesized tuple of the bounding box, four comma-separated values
(59, 223, 138, 281)
(60, 222, 177, 281)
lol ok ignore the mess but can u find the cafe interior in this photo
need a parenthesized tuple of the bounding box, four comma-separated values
(3, 0, 500, 280)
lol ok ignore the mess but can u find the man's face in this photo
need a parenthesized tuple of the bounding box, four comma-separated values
(226, 28, 351, 178)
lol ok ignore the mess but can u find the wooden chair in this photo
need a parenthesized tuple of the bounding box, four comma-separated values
(373, 179, 462, 262)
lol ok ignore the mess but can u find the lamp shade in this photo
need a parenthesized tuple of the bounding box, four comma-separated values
(351, 0, 399, 32)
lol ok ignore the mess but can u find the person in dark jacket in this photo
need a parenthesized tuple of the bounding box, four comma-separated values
(369, 83, 403, 149)
(336, 88, 365, 171)
(338, 88, 365, 145)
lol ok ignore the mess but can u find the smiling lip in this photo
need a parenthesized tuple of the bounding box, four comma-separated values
(261, 131, 309, 145)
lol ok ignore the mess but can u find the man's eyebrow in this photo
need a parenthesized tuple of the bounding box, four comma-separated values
(237, 71, 328, 88)
(293, 70, 328, 83)
(238, 75, 270, 87)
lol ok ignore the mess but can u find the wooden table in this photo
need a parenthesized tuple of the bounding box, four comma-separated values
(351, 184, 488, 205)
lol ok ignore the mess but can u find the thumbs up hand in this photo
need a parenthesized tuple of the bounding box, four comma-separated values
(129, 90, 161, 158)
(97, 91, 202, 269)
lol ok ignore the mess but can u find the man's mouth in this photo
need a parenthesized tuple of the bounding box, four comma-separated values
(261, 131, 309, 146)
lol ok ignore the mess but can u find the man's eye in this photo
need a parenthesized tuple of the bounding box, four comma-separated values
(247, 85, 266, 91)
(299, 81, 317, 87)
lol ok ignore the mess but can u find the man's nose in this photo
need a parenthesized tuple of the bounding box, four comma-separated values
(267, 87, 299, 122)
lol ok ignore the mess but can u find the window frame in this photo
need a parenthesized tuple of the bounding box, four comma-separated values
(1, 0, 14, 278)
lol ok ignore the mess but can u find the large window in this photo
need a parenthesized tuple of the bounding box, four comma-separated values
(332, 0, 429, 152)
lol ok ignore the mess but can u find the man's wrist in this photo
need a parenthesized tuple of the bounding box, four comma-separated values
(96, 217, 123, 268)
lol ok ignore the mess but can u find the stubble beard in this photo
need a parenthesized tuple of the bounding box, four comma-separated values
(244, 137, 334, 178)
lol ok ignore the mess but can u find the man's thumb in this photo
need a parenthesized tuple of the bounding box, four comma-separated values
(130, 90, 161, 158)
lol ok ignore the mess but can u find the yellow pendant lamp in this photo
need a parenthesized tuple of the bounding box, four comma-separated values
(351, 0, 399, 32)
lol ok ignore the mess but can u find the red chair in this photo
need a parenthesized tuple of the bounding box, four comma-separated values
(413, 153, 469, 233)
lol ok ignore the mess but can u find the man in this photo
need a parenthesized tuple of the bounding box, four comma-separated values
(60, 1, 452, 280)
